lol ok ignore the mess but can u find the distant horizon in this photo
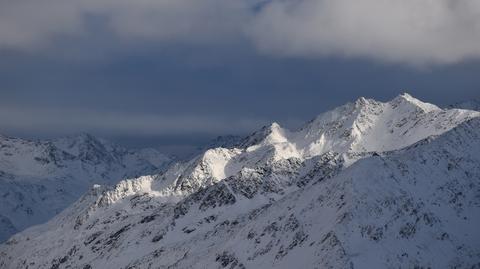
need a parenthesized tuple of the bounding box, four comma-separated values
(1, 93, 478, 157)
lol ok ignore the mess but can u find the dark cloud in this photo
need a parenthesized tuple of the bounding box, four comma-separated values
(0, 0, 479, 156)
(1, 0, 480, 65)
(0, 105, 269, 136)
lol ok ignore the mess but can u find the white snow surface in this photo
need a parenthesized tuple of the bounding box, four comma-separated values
(0, 94, 479, 269)
(138, 93, 479, 199)
(0, 133, 171, 242)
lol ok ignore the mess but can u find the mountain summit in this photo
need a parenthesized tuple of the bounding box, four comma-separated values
(0, 94, 479, 269)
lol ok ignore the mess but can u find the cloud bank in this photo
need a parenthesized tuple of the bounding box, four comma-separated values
(0, 105, 269, 136)
(0, 0, 479, 65)
(250, 0, 480, 65)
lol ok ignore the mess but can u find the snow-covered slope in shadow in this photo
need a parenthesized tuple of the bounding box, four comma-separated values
(0, 133, 171, 242)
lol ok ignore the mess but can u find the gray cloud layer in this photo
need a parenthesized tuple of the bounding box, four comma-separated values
(0, 0, 247, 48)
(0, 105, 270, 136)
(1, 0, 479, 65)
(250, 0, 480, 65)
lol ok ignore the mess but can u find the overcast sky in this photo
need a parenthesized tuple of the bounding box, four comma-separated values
(0, 0, 479, 155)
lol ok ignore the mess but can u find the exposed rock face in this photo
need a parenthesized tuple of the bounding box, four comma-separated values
(0, 94, 479, 269)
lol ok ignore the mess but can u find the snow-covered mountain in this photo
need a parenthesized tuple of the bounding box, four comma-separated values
(0, 133, 171, 242)
(0, 94, 479, 268)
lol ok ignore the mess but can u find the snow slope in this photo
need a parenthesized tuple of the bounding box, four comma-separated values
(132, 93, 479, 197)
(0, 94, 479, 268)
(0, 133, 171, 242)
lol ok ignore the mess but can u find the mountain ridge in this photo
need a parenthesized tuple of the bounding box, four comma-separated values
(0, 132, 172, 242)
(0, 94, 479, 268)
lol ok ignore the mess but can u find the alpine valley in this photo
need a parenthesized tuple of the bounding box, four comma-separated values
(1, 94, 479, 269)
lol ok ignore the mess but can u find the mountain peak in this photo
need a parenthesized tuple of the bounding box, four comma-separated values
(54, 132, 99, 146)
(391, 92, 417, 104)
(398, 92, 414, 99)
(390, 92, 439, 112)
(77, 132, 94, 139)
(72, 132, 100, 144)
(269, 122, 282, 131)
(265, 122, 289, 144)
(238, 122, 286, 148)
(354, 96, 371, 107)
